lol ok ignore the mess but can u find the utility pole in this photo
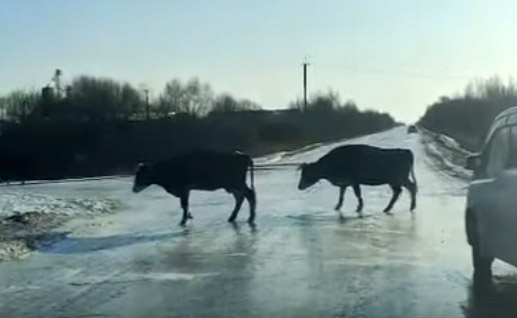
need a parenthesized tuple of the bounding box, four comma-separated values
(143, 88, 150, 120)
(302, 61, 309, 111)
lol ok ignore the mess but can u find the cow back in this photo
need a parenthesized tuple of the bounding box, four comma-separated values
(155, 151, 250, 193)
(319, 145, 413, 186)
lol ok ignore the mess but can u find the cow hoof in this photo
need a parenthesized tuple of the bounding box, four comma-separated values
(188, 213, 194, 219)
(383, 209, 393, 215)
(228, 218, 236, 223)
(247, 218, 255, 225)
(179, 220, 187, 226)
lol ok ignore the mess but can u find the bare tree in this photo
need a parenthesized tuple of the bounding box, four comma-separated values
(68, 76, 142, 121)
(0, 90, 40, 122)
(159, 78, 213, 116)
(183, 78, 213, 115)
(159, 79, 184, 117)
(210, 94, 262, 113)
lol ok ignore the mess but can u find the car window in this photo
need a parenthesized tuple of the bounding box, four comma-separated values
(484, 127, 510, 178)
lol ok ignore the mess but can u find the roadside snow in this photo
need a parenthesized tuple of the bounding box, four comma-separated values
(0, 240, 31, 261)
(0, 191, 117, 219)
(419, 127, 472, 181)
(0, 189, 118, 262)
(425, 142, 471, 180)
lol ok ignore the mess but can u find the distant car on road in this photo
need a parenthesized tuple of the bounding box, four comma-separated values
(407, 125, 418, 134)
(465, 106, 517, 288)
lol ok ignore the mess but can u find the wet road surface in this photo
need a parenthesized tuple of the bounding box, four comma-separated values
(1, 127, 517, 318)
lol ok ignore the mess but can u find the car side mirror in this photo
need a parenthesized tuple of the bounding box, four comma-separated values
(466, 154, 481, 171)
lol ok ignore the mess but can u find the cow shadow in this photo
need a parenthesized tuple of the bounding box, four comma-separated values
(38, 230, 189, 254)
(230, 221, 257, 234)
(287, 211, 377, 224)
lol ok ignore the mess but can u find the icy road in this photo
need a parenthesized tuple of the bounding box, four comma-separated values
(1, 127, 517, 318)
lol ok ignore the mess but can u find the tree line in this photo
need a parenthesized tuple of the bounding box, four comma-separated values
(0, 75, 396, 181)
(419, 76, 517, 151)
(0, 76, 263, 122)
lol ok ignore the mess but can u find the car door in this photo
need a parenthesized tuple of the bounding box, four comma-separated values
(471, 126, 511, 260)
(486, 125, 517, 265)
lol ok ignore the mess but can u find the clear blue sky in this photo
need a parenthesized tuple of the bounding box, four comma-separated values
(1, 0, 516, 122)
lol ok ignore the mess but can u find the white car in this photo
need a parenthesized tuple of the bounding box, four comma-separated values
(465, 106, 517, 287)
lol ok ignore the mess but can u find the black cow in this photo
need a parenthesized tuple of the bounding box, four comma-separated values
(298, 144, 417, 215)
(133, 150, 256, 226)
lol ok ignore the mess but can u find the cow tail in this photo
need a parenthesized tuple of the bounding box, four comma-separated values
(249, 157, 255, 191)
(410, 160, 418, 193)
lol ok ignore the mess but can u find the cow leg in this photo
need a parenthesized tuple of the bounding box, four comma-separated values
(179, 192, 190, 226)
(403, 180, 417, 211)
(383, 185, 402, 214)
(352, 184, 364, 215)
(334, 186, 347, 211)
(243, 186, 257, 224)
(228, 192, 245, 223)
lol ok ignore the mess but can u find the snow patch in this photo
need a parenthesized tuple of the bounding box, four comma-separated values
(257, 142, 325, 164)
(0, 240, 31, 261)
(0, 191, 118, 219)
(259, 152, 288, 164)
(0, 191, 118, 262)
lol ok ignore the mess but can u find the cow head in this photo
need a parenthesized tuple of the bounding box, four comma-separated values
(297, 162, 320, 190)
(133, 163, 154, 193)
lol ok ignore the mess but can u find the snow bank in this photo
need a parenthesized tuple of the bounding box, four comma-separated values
(420, 127, 473, 181)
(425, 142, 471, 180)
(437, 134, 464, 152)
(258, 151, 288, 165)
(257, 142, 326, 165)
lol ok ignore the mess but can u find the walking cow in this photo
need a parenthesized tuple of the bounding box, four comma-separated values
(133, 150, 256, 226)
(297, 144, 417, 216)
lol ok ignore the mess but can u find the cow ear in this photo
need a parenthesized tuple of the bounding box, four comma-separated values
(297, 163, 307, 171)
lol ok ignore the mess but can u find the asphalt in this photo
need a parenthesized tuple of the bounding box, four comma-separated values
(1, 127, 517, 318)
